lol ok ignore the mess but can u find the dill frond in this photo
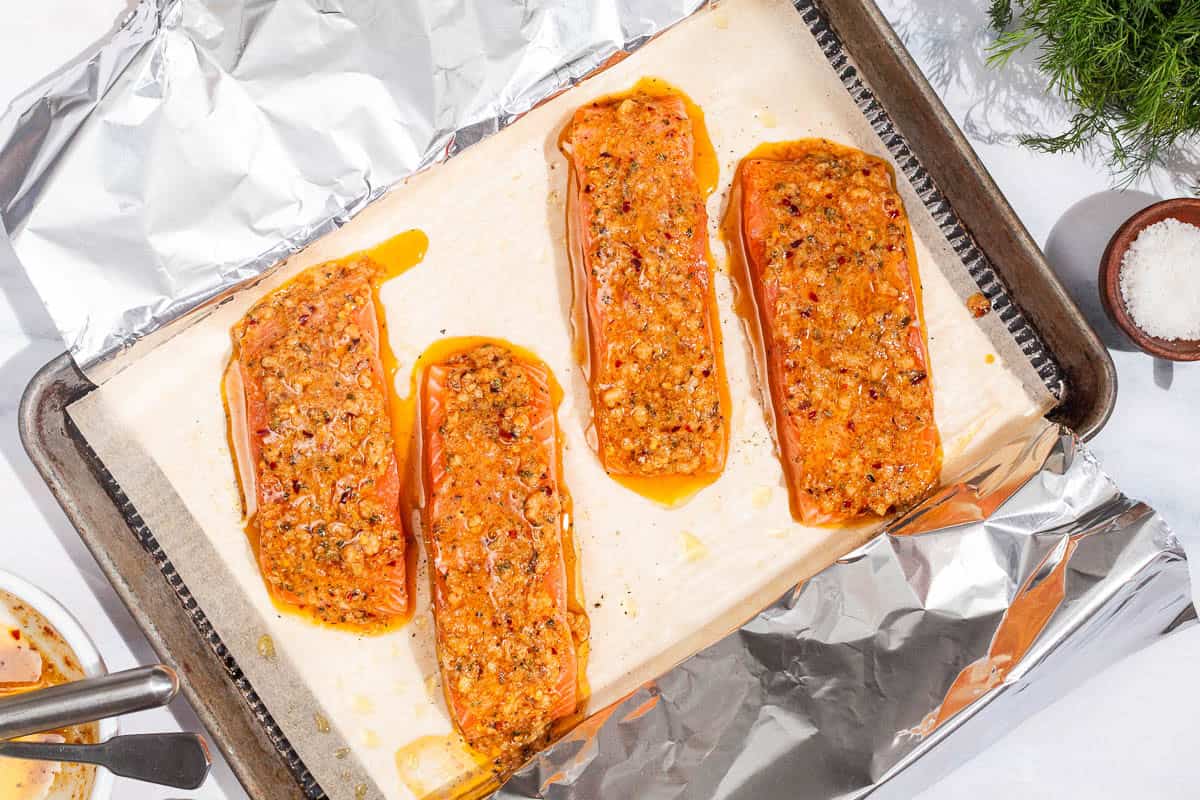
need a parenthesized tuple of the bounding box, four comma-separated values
(987, 0, 1200, 183)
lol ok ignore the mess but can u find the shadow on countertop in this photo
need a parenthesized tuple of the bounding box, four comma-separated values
(1045, 191, 1196, 391)
(880, 0, 1200, 196)
(1043, 190, 1161, 354)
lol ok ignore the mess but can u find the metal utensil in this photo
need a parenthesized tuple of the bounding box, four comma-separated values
(0, 664, 179, 739)
(0, 732, 212, 789)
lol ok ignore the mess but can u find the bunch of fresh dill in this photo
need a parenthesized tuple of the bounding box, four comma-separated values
(987, 0, 1200, 182)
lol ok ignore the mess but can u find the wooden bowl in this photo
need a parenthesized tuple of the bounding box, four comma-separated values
(1099, 197, 1200, 361)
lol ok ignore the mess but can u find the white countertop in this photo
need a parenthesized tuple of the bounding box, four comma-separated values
(1, 1, 1197, 798)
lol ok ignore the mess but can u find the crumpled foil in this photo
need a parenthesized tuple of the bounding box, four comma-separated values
(0, 0, 705, 376)
(499, 424, 1193, 799)
(0, 0, 1193, 798)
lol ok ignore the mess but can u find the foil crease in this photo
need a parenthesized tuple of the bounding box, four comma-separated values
(498, 425, 1193, 799)
(0, 0, 704, 374)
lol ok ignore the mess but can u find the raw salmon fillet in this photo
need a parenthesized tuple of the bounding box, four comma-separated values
(225, 257, 408, 630)
(563, 92, 728, 480)
(417, 342, 586, 768)
(726, 140, 941, 524)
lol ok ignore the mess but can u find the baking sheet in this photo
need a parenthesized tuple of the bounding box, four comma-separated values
(66, 1, 1053, 798)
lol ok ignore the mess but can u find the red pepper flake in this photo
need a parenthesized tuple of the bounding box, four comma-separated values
(837, 255, 847, 264)
(808, 291, 819, 302)
(298, 313, 310, 326)
(872, 461, 883, 469)
(9, 629, 20, 640)
(825, 193, 834, 200)
(584, 184, 594, 194)
(887, 209, 900, 219)
(621, 201, 631, 213)
(861, 168, 871, 176)
(663, 232, 673, 240)
(807, 409, 818, 420)
(847, 420, 856, 431)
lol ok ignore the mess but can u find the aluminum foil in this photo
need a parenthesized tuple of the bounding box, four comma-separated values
(0, 0, 705, 376)
(499, 423, 1193, 799)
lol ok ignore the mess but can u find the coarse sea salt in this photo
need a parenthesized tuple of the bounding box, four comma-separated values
(1119, 217, 1200, 341)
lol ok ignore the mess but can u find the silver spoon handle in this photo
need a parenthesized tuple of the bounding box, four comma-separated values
(0, 732, 212, 789)
(0, 665, 179, 739)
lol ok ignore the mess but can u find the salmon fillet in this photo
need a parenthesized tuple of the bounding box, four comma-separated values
(726, 140, 941, 524)
(417, 343, 585, 768)
(563, 91, 728, 480)
(225, 258, 408, 630)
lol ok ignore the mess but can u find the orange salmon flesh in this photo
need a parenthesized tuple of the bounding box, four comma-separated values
(416, 342, 586, 767)
(725, 140, 941, 524)
(225, 258, 408, 631)
(563, 91, 729, 483)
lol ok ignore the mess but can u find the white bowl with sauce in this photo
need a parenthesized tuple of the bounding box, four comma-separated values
(0, 570, 117, 800)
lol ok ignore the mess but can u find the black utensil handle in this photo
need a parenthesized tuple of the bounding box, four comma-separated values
(102, 732, 213, 789)
(0, 732, 212, 790)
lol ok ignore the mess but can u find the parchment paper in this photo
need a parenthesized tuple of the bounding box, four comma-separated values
(67, 1, 1054, 797)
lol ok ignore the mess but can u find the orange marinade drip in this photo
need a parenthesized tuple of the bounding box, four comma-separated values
(418, 343, 588, 771)
(563, 88, 729, 490)
(724, 139, 941, 524)
(226, 257, 408, 631)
